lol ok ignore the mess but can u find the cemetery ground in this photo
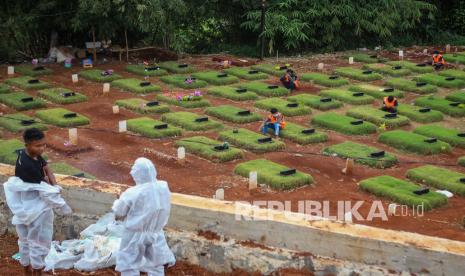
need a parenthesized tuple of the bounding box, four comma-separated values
(1, 49, 465, 244)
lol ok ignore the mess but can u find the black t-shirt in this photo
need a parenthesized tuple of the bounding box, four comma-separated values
(15, 150, 47, 184)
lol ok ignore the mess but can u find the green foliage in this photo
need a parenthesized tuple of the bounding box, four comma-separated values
(223, 67, 268, 80)
(406, 165, 465, 196)
(79, 69, 122, 82)
(157, 94, 210, 108)
(234, 159, 313, 190)
(161, 111, 223, 131)
(115, 98, 170, 114)
(438, 69, 465, 81)
(269, 122, 328, 145)
(311, 112, 377, 135)
(38, 88, 88, 104)
(237, 81, 289, 97)
(159, 75, 208, 89)
(176, 136, 244, 163)
(363, 63, 411, 77)
(300, 73, 349, 87)
(112, 78, 161, 94)
(218, 128, 285, 152)
(35, 108, 90, 127)
(346, 107, 410, 128)
(192, 71, 240, 85)
(15, 65, 53, 76)
(206, 86, 258, 101)
(459, 156, 465, 167)
(415, 96, 465, 117)
(334, 67, 383, 81)
(386, 61, 434, 73)
(127, 117, 182, 138)
(378, 130, 451, 155)
(413, 124, 465, 148)
(254, 98, 311, 116)
(0, 83, 10, 94)
(125, 64, 168, 76)
(350, 53, 382, 63)
(205, 105, 261, 124)
(159, 61, 195, 73)
(5, 77, 50, 90)
(250, 64, 289, 76)
(49, 162, 95, 179)
(445, 91, 465, 103)
(443, 54, 465, 65)
(287, 94, 342, 110)
(0, 113, 47, 133)
(414, 73, 465, 88)
(359, 175, 447, 211)
(385, 78, 437, 94)
(0, 92, 46, 111)
(396, 104, 443, 123)
(348, 84, 404, 99)
(0, 139, 24, 165)
(319, 89, 374, 105)
(324, 141, 398, 168)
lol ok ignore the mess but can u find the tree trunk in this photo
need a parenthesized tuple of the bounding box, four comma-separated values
(125, 28, 129, 62)
(260, 0, 266, 60)
(92, 26, 97, 62)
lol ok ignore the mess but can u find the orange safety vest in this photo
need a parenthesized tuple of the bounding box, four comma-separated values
(283, 73, 299, 88)
(268, 113, 286, 128)
(383, 97, 397, 109)
(433, 54, 445, 64)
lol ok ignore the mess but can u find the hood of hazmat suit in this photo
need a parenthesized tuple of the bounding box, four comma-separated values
(112, 158, 175, 273)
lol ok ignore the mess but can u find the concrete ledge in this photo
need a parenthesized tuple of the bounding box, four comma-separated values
(1, 164, 464, 274)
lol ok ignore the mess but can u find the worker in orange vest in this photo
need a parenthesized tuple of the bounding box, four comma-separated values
(280, 69, 299, 92)
(261, 108, 286, 136)
(432, 51, 445, 70)
(382, 95, 398, 113)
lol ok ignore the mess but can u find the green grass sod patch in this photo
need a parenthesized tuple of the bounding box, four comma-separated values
(350, 53, 385, 63)
(205, 105, 261, 123)
(38, 88, 87, 104)
(267, 122, 328, 145)
(359, 175, 447, 211)
(445, 91, 465, 103)
(79, 69, 122, 82)
(35, 108, 90, 127)
(319, 89, 374, 105)
(323, 141, 398, 168)
(384, 78, 437, 94)
(378, 130, 451, 155)
(311, 113, 377, 135)
(414, 73, 465, 89)
(363, 63, 411, 77)
(0, 139, 24, 165)
(414, 96, 465, 117)
(223, 67, 268, 80)
(334, 67, 383, 81)
(125, 64, 168, 76)
(459, 156, 465, 167)
(127, 117, 181, 138)
(287, 94, 343, 111)
(386, 61, 434, 73)
(175, 136, 244, 163)
(254, 98, 311, 116)
(159, 61, 196, 74)
(49, 162, 95, 179)
(206, 86, 258, 101)
(346, 107, 410, 128)
(192, 71, 239, 85)
(218, 128, 285, 152)
(5, 76, 51, 90)
(396, 104, 443, 123)
(0, 83, 11, 94)
(250, 64, 289, 76)
(237, 81, 289, 97)
(413, 124, 465, 148)
(115, 98, 170, 114)
(15, 65, 53, 76)
(348, 84, 404, 99)
(438, 69, 465, 81)
(112, 78, 161, 94)
(406, 165, 465, 196)
(234, 159, 313, 190)
(443, 54, 465, 65)
(157, 94, 210, 108)
(0, 92, 46, 111)
(161, 111, 223, 131)
(159, 75, 208, 89)
(300, 73, 349, 87)
(0, 113, 47, 133)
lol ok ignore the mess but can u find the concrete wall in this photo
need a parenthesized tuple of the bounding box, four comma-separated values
(1, 164, 464, 275)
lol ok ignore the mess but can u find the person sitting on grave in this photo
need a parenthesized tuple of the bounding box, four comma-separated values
(432, 51, 446, 70)
(260, 108, 286, 137)
(381, 95, 398, 113)
(280, 69, 299, 92)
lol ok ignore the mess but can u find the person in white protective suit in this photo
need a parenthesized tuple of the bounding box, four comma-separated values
(112, 157, 175, 276)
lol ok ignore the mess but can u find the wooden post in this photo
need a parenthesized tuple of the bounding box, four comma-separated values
(342, 158, 354, 175)
(125, 28, 129, 62)
(92, 26, 97, 62)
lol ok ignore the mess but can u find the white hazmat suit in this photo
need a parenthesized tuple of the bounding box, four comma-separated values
(3, 177, 72, 269)
(112, 158, 175, 276)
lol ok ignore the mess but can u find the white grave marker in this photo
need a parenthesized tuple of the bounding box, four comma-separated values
(118, 120, 127, 133)
(349, 57, 354, 64)
(177, 147, 186, 160)
(446, 44, 451, 53)
(112, 105, 120, 114)
(249, 171, 258, 190)
(103, 83, 110, 93)
(317, 63, 324, 70)
(69, 128, 78, 145)
(72, 74, 79, 83)
(7, 66, 14, 75)
(215, 188, 224, 200)
(399, 50, 404, 60)
(423, 49, 428, 54)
